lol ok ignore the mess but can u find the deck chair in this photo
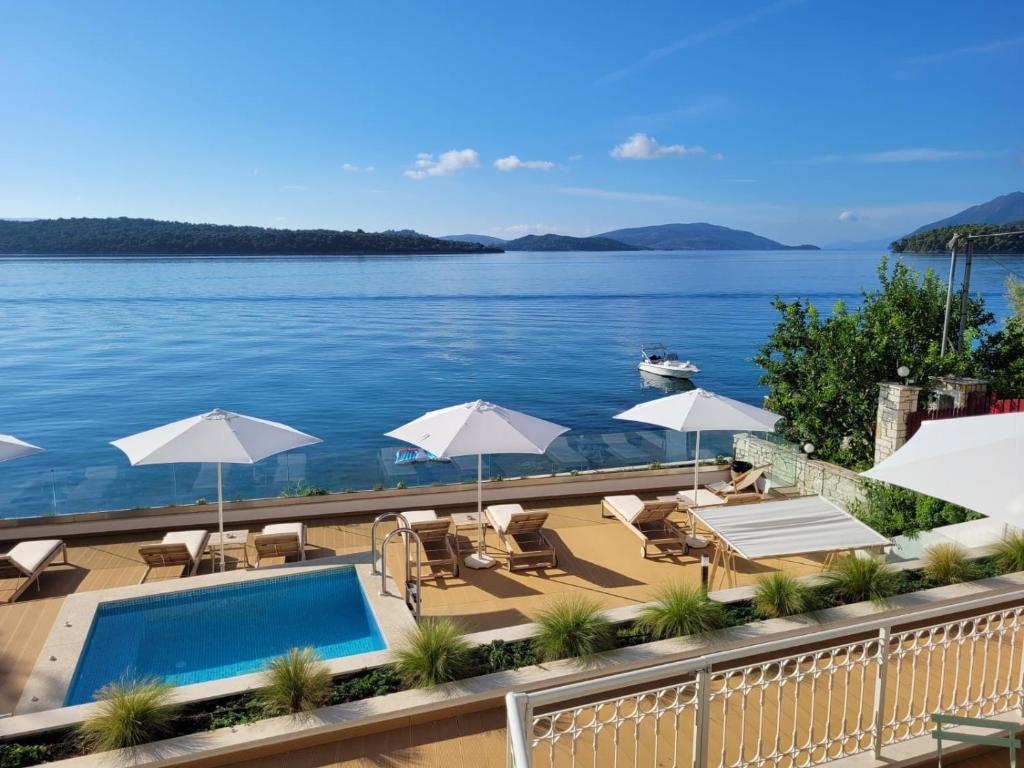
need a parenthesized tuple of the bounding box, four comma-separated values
(705, 465, 770, 503)
(485, 504, 558, 572)
(601, 495, 687, 559)
(408, 518, 459, 578)
(254, 522, 306, 567)
(138, 530, 209, 583)
(0, 539, 68, 603)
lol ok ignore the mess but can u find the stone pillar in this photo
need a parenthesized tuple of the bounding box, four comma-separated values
(930, 376, 989, 410)
(874, 382, 922, 465)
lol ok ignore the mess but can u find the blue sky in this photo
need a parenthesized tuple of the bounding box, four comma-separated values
(1, 0, 1022, 245)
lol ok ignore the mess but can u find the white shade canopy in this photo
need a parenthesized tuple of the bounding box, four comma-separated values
(862, 412, 1024, 528)
(614, 388, 781, 433)
(0, 434, 44, 463)
(384, 400, 569, 459)
(111, 408, 322, 466)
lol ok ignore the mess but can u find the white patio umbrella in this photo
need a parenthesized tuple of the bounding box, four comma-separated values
(111, 409, 322, 571)
(862, 412, 1024, 527)
(385, 400, 569, 569)
(0, 434, 44, 463)
(614, 388, 781, 494)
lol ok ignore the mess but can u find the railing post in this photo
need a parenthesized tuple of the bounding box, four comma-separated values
(693, 666, 711, 768)
(506, 691, 532, 768)
(872, 625, 892, 758)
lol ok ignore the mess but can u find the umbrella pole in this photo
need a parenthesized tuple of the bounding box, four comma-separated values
(217, 462, 225, 572)
(477, 453, 484, 559)
(693, 431, 701, 495)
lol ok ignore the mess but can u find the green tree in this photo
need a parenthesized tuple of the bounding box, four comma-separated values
(755, 257, 988, 468)
(977, 276, 1024, 397)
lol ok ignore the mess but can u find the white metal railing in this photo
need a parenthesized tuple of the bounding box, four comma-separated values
(506, 589, 1024, 768)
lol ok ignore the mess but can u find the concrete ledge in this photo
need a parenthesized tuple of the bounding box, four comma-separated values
(0, 465, 730, 543)
(6, 572, 1023, 765)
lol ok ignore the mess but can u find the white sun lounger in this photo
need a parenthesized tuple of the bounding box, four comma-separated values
(138, 530, 209, 583)
(0, 539, 68, 603)
(254, 522, 306, 567)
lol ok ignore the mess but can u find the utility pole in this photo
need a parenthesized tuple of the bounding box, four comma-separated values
(956, 236, 974, 352)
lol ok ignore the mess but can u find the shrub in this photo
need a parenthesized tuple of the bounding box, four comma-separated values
(636, 584, 726, 639)
(991, 530, 1024, 574)
(752, 572, 813, 619)
(922, 542, 977, 585)
(394, 618, 472, 688)
(279, 482, 329, 498)
(0, 743, 50, 768)
(852, 482, 976, 537)
(822, 554, 902, 605)
(79, 677, 179, 752)
(533, 597, 614, 661)
(329, 666, 403, 704)
(256, 648, 332, 716)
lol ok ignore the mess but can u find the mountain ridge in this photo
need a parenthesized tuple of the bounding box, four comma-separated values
(598, 222, 818, 250)
(909, 192, 1024, 235)
(502, 234, 642, 251)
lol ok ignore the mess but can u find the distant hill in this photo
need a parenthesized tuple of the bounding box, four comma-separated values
(502, 234, 643, 251)
(910, 192, 1024, 235)
(441, 234, 508, 246)
(891, 222, 1024, 254)
(598, 222, 818, 250)
(0, 218, 502, 256)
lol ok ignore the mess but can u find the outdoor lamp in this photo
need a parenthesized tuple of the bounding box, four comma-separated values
(803, 442, 815, 455)
(897, 365, 910, 383)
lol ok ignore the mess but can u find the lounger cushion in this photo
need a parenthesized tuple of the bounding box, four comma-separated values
(5, 540, 63, 574)
(401, 510, 437, 525)
(163, 531, 206, 563)
(487, 504, 525, 533)
(262, 523, 305, 546)
(604, 495, 645, 524)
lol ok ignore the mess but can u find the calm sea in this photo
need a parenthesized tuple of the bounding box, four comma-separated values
(0, 250, 1019, 518)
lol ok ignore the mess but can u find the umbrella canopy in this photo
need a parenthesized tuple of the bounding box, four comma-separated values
(385, 400, 569, 568)
(615, 388, 781, 493)
(111, 408, 320, 466)
(614, 388, 781, 433)
(862, 412, 1024, 527)
(112, 409, 322, 570)
(0, 434, 44, 463)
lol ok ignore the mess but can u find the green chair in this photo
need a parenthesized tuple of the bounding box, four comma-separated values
(931, 713, 1021, 767)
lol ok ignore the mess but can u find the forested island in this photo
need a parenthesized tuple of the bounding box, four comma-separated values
(891, 222, 1024, 254)
(0, 218, 502, 255)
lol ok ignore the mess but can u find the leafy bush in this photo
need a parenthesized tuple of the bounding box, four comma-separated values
(822, 554, 902, 605)
(922, 542, 977, 585)
(0, 743, 50, 768)
(394, 618, 472, 688)
(278, 482, 330, 498)
(330, 666, 403, 704)
(752, 572, 814, 619)
(79, 677, 179, 752)
(991, 530, 1024, 574)
(852, 482, 977, 537)
(472, 638, 538, 674)
(256, 648, 333, 716)
(636, 584, 727, 639)
(533, 597, 614, 662)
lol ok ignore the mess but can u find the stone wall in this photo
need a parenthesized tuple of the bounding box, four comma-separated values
(733, 434, 865, 511)
(873, 382, 922, 465)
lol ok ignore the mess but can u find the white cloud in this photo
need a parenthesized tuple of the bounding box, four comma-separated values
(808, 148, 994, 165)
(610, 133, 706, 160)
(838, 210, 859, 222)
(558, 186, 686, 204)
(901, 35, 1024, 68)
(404, 149, 479, 179)
(711, 152, 725, 160)
(342, 163, 375, 173)
(568, 154, 584, 161)
(494, 155, 556, 171)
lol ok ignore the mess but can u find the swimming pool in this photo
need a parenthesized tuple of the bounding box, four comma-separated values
(65, 566, 385, 705)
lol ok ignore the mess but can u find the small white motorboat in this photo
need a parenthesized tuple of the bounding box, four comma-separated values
(638, 343, 700, 379)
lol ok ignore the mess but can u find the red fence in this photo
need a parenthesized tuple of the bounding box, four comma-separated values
(906, 392, 1024, 439)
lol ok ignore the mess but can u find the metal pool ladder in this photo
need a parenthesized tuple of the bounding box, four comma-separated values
(378, 525, 423, 620)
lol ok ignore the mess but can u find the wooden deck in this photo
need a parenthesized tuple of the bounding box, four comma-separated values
(0, 493, 829, 715)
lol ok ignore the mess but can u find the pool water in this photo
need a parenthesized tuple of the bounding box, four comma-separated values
(65, 566, 384, 705)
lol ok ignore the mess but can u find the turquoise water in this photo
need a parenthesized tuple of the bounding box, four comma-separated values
(65, 566, 384, 705)
(0, 250, 1019, 518)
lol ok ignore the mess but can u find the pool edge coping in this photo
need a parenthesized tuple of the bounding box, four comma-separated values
(16, 555, 416, 715)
